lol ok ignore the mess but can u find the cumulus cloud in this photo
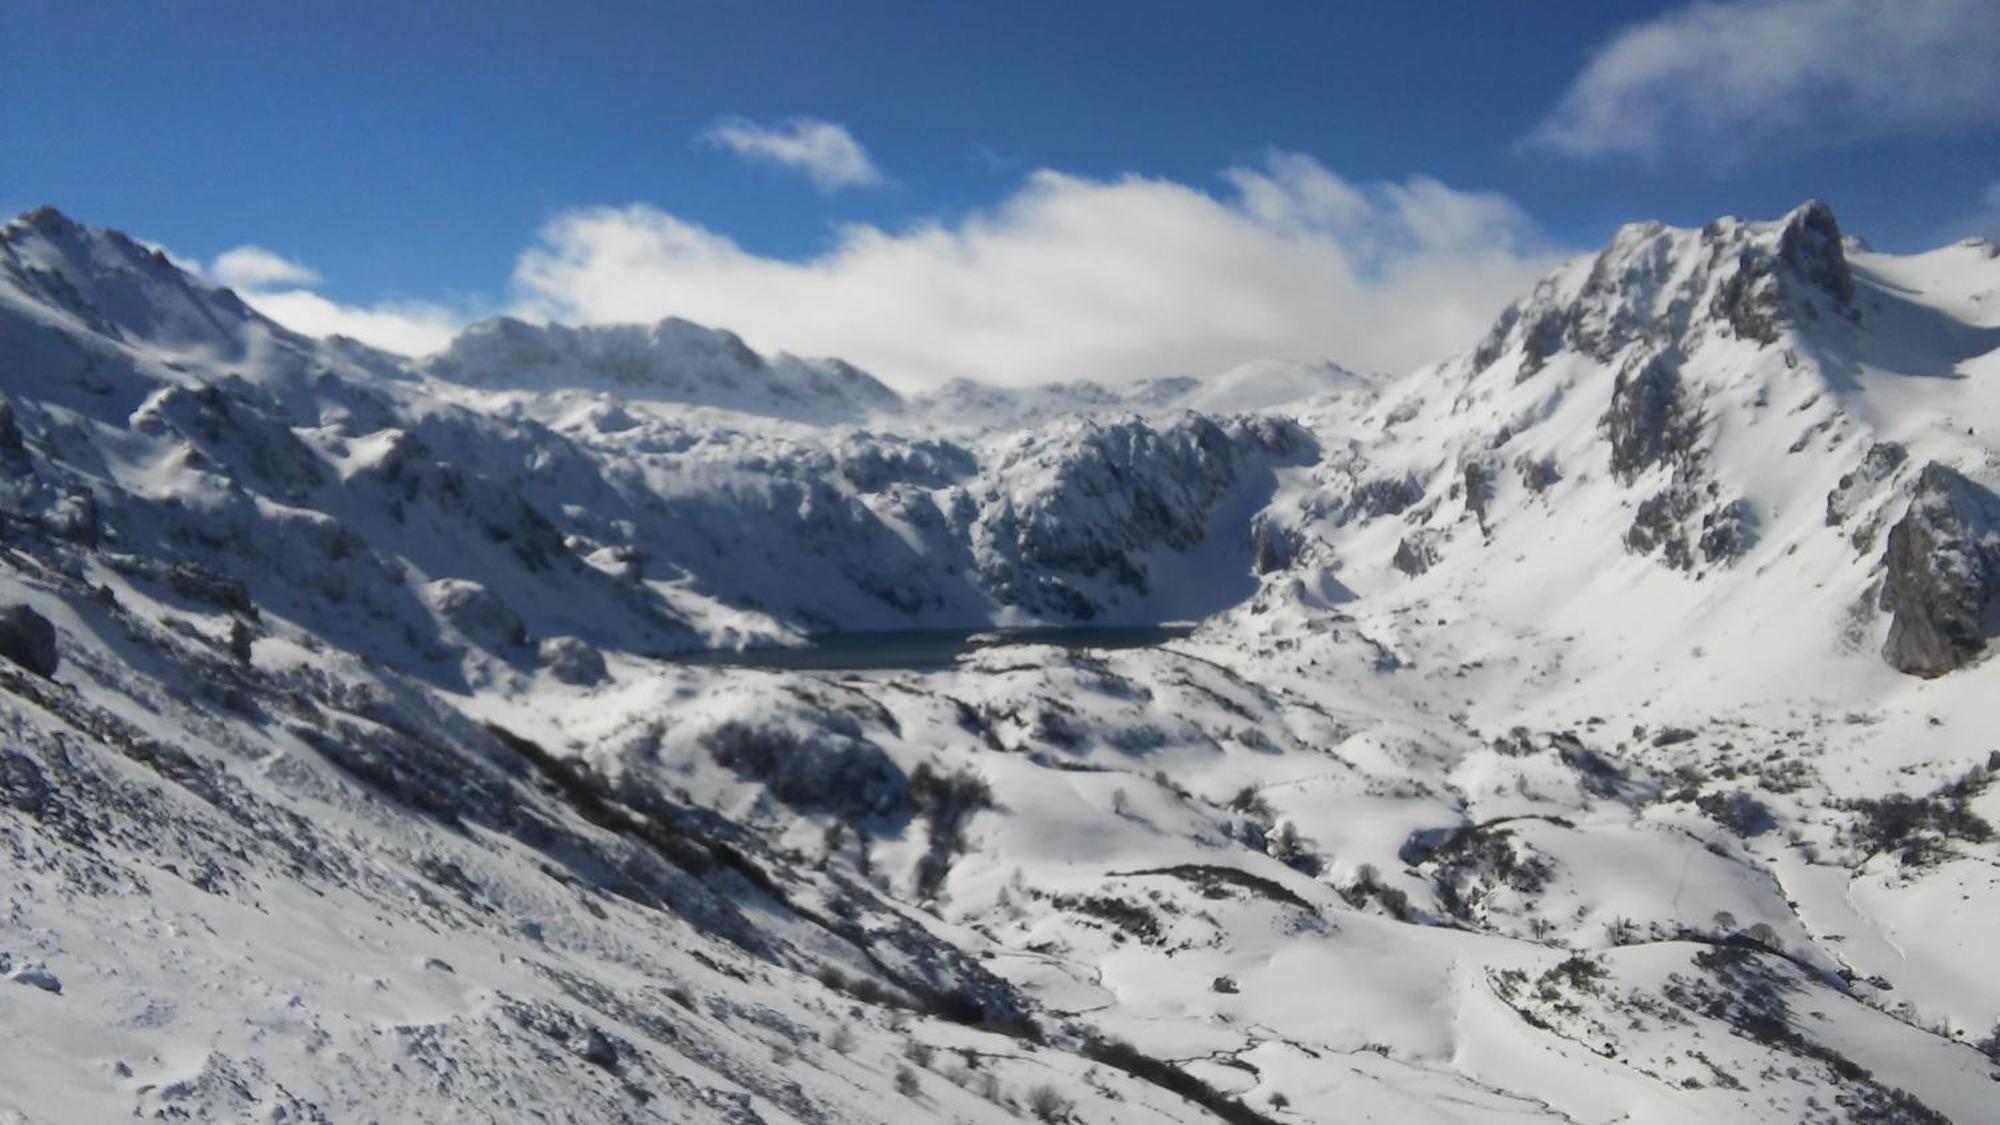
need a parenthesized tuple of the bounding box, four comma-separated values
(511, 152, 1559, 388)
(1528, 0, 2000, 165)
(210, 244, 462, 356)
(702, 117, 886, 192)
(1970, 182, 2000, 241)
(212, 245, 322, 290)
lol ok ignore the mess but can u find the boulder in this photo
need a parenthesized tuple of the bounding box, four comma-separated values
(425, 578, 527, 650)
(0, 604, 57, 677)
(537, 636, 606, 685)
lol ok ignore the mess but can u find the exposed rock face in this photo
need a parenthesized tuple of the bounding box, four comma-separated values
(426, 578, 527, 650)
(537, 636, 607, 685)
(0, 604, 57, 677)
(1879, 464, 2000, 677)
(973, 414, 1308, 617)
(1827, 441, 1909, 548)
(1392, 532, 1441, 577)
(1475, 202, 1858, 384)
(1603, 353, 1699, 484)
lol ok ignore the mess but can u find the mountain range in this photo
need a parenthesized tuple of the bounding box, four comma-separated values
(0, 200, 1996, 1123)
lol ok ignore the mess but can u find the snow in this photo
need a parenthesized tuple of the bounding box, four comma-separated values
(0, 201, 1996, 1122)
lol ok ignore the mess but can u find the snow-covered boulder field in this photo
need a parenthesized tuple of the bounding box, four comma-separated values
(1, 201, 1997, 1123)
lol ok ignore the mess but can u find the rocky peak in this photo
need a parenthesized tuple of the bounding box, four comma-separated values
(1472, 202, 1862, 377)
(1772, 200, 1855, 308)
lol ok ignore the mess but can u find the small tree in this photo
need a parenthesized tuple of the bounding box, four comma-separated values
(1026, 1083, 1074, 1122)
(827, 1023, 858, 1055)
(895, 1066, 921, 1098)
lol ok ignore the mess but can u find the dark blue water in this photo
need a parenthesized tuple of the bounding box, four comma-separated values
(676, 624, 1195, 671)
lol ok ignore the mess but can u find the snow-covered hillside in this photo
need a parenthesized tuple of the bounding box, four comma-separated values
(1, 201, 1997, 1123)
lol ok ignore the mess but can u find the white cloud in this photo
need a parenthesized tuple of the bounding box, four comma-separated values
(210, 244, 462, 356)
(1971, 182, 2000, 241)
(238, 289, 462, 356)
(702, 117, 886, 192)
(1528, 0, 2000, 165)
(511, 153, 1559, 388)
(212, 245, 322, 290)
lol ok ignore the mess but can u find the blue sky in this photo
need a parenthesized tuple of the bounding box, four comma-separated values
(8, 0, 1998, 385)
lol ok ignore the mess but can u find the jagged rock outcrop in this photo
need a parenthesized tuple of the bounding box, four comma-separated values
(1879, 464, 2000, 677)
(425, 578, 527, 650)
(1602, 352, 1701, 483)
(0, 604, 57, 677)
(1392, 532, 1441, 577)
(538, 635, 607, 685)
(1827, 441, 1910, 552)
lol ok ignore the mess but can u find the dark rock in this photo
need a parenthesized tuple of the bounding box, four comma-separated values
(0, 399, 30, 475)
(167, 562, 259, 620)
(1515, 454, 1562, 493)
(1773, 201, 1855, 310)
(1349, 475, 1423, 522)
(1250, 518, 1292, 575)
(538, 636, 607, 685)
(0, 604, 58, 677)
(1826, 442, 1908, 530)
(1879, 464, 2000, 677)
(1603, 353, 1700, 483)
(1697, 498, 1757, 564)
(1625, 486, 1701, 570)
(1392, 533, 1440, 577)
(578, 1028, 619, 1072)
(1462, 458, 1498, 531)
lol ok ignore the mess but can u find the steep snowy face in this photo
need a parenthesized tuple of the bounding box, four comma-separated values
(0, 206, 267, 356)
(425, 316, 903, 423)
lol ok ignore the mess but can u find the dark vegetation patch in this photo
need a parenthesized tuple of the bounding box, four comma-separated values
(1081, 1036, 1280, 1125)
(1840, 765, 1993, 866)
(1114, 863, 1315, 912)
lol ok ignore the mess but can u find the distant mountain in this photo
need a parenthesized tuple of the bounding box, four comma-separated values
(426, 315, 904, 424)
(906, 359, 1359, 430)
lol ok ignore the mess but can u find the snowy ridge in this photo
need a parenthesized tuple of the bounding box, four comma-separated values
(0, 204, 1997, 1123)
(426, 316, 902, 424)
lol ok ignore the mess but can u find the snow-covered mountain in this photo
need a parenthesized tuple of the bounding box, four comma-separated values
(1, 202, 1997, 1124)
(425, 315, 904, 424)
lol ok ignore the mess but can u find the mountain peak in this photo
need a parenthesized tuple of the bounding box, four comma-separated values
(425, 313, 900, 423)
(8, 205, 83, 236)
(1470, 203, 1864, 377)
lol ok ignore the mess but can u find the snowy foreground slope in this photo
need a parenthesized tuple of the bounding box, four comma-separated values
(0, 202, 1997, 1123)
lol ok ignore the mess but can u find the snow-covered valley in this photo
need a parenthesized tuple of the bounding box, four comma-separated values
(1, 200, 1998, 1123)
